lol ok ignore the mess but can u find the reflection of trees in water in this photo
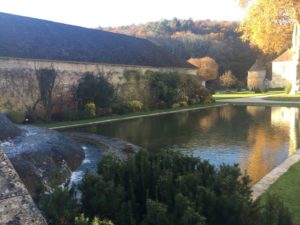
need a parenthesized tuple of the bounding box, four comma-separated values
(219, 106, 237, 122)
(198, 108, 219, 131)
(246, 106, 267, 118)
(240, 107, 300, 184)
(70, 106, 300, 184)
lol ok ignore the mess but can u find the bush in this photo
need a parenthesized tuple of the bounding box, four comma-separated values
(7, 111, 25, 124)
(156, 101, 167, 109)
(254, 88, 262, 93)
(63, 111, 81, 121)
(78, 150, 295, 225)
(179, 101, 188, 107)
(128, 100, 143, 112)
(220, 70, 238, 89)
(204, 95, 215, 104)
(178, 95, 189, 102)
(285, 82, 292, 94)
(40, 187, 79, 225)
(85, 102, 96, 118)
(77, 73, 114, 110)
(111, 103, 131, 115)
(171, 103, 181, 108)
(41, 150, 295, 225)
(75, 214, 114, 225)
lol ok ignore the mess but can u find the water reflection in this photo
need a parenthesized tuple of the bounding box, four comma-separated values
(65, 106, 300, 184)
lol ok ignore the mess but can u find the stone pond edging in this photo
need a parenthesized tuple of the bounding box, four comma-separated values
(251, 149, 300, 200)
(49, 103, 229, 130)
(0, 148, 47, 225)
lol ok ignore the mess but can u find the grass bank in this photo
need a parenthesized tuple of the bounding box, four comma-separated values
(259, 161, 300, 224)
(214, 90, 284, 100)
(40, 103, 225, 129)
(263, 94, 300, 102)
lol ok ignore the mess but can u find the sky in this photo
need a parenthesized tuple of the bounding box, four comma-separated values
(0, 0, 245, 28)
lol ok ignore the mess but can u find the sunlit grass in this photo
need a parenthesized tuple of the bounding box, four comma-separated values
(213, 90, 284, 99)
(263, 94, 300, 102)
(259, 161, 300, 224)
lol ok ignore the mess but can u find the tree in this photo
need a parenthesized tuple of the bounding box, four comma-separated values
(188, 57, 219, 81)
(40, 187, 79, 225)
(76, 73, 114, 110)
(220, 70, 238, 89)
(238, 0, 300, 54)
(40, 149, 295, 225)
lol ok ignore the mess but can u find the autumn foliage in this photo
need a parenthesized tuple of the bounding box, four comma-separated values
(239, 0, 300, 54)
(188, 57, 219, 81)
(220, 70, 238, 89)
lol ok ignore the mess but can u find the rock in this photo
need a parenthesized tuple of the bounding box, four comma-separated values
(2, 126, 84, 198)
(66, 132, 140, 160)
(0, 113, 22, 141)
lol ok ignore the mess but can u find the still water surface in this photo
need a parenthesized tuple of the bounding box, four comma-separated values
(66, 106, 300, 184)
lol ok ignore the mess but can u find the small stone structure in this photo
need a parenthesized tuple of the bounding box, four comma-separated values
(0, 148, 47, 225)
(247, 60, 268, 90)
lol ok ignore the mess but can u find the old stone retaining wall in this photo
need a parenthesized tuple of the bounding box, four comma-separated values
(0, 148, 47, 225)
(0, 57, 197, 114)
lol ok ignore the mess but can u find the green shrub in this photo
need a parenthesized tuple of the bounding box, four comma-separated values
(128, 100, 143, 112)
(85, 102, 96, 118)
(179, 101, 188, 107)
(178, 95, 189, 102)
(41, 150, 295, 225)
(40, 187, 79, 225)
(171, 103, 181, 108)
(112, 103, 131, 115)
(204, 95, 216, 104)
(156, 101, 167, 109)
(63, 111, 81, 121)
(75, 214, 114, 225)
(7, 111, 25, 124)
(77, 73, 114, 110)
(79, 150, 294, 225)
(254, 88, 262, 93)
(285, 82, 292, 94)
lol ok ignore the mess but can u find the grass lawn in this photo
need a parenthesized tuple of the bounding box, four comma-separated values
(213, 90, 284, 100)
(259, 161, 300, 224)
(39, 102, 223, 129)
(263, 94, 300, 102)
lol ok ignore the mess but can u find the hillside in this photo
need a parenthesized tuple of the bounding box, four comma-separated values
(0, 12, 194, 68)
(105, 18, 257, 81)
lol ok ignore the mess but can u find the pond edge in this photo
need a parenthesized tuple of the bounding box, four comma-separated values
(49, 103, 229, 130)
(251, 149, 300, 200)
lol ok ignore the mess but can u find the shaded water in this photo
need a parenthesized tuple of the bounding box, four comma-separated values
(69, 144, 103, 186)
(65, 106, 300, 184)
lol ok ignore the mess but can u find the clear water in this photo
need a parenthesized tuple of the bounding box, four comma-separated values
(65, 106, 300, 184)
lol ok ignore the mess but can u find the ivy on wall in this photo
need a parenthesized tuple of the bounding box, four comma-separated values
(36, 68, 57, 120)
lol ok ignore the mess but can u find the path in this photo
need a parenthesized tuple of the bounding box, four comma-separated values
(217, 94, 300, 105)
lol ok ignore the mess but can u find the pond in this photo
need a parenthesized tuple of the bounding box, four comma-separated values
(64, 106, 300, 184)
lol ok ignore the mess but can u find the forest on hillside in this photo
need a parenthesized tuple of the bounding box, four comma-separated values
(104, 18, 258, 82)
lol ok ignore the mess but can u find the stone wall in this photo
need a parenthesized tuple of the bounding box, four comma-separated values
(247, 70, 267, 90)
(0, 57, 197, 115)
(0, 148, 47, 225)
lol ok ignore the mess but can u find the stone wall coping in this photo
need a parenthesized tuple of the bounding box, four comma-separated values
(251, 149, 300, 200)
(0, 56, 197, 71)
